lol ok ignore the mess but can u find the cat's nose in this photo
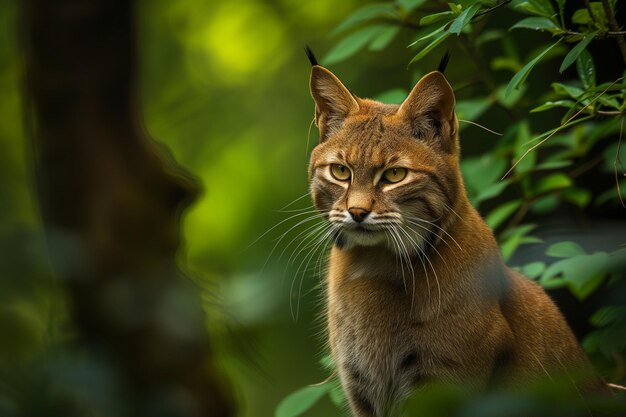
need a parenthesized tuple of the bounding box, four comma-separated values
(348, 207, 370, 223)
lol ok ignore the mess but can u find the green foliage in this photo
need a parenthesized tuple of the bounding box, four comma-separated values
(560, 31, 597, 73)
(278, 0, 626, 415)
(506, 41, 561, 98)
(275, 385, 330, 417)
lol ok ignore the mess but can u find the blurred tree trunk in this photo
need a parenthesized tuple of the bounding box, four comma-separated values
(23, 1, 234, 416)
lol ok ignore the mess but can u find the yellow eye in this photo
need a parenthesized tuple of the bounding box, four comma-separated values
(330, 164, 351, 181)
(383, 168, 407, 183)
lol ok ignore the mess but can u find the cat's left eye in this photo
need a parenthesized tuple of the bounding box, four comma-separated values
(330, 164, 351, 181)
(382, 168, 407, 183)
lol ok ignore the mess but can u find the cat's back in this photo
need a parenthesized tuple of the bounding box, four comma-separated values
(500, 269, 596, 380)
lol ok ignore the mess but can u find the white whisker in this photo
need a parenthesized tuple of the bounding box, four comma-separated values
(291, 225, 336, 321)
(278, 192, 312, 211)
(246, 210, 326, 252)
(261, 212, 328, 272)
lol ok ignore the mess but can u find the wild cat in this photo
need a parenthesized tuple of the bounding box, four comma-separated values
(303, 47, 604, 417)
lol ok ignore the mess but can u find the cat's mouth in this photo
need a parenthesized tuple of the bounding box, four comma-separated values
(341, 222, 384, 234)
(339, 224, 387, 247)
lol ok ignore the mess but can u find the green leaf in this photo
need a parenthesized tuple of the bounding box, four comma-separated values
(530, 195, 560, 214)
(408, 31, 452, 65)
(275, 385, 330, 417)
(323, 25, 387, 65)
(410, 24, 445, 45)
(572, 9, 591, 25)
(590, 306, 626, 327)
(562, 187, 591, 207)
(530, 100, 576, 113)
(501, 224, 537, 240)
(506, 41, 560, 98)
(499, 225, 539, 260)
(500, 229, 543, 261)
(474, 180, 510, 204)
(491, 57, 521, 72)
(476, 30, 503, 46)
(448, 3, 463, 13)
(501, 235, 523, 261)
(534, 173, 572, 195)
(419, 11, 454, 26)
(328, 380, 346, 407)
(521, 261, 546, 279)
(375, 88, 408, 104)
(520, 236, 543, 244)
(455, 98, 491, 122)
(369, 25, 400, 51)
(510, 17, 559, 31)
(576, 48, 596, 88)
(583, 324, 626, 357)
(515, 0, 556, 17)
(496, 84, 526, 108)
(398, 0, 428, 12)
(607, 247, 626, 274)
(485, 199, 522, 229)
(534, 160, 572, 170)
(597, 94, 621, 109)
(319, 354, 334, 370)
(461, 155, 507, 193)
(551, 82, 585, 100)
(514, 121, 535, 174)
(580, 81, 626, 93)
(559, 31, 597, 73)
(546, 241, 585, 258)
(330, 3, 397, 36)
(585, 2, 609, 30)
(541, 252, 609, 300)
(448, 3, 481, 35)
(565, 256, 608, 300)
(542, 277, 567, 289)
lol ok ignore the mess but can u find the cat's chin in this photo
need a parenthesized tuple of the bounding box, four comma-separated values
(341, 229, 387, 248)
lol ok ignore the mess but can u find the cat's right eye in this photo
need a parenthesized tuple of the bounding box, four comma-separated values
(330, 164, 351, 181)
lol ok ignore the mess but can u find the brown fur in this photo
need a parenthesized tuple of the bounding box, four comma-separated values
(307, 65, 603, 417)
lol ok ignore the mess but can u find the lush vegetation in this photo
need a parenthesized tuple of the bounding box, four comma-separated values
(277, 0, 626, 416)
(0, 0, 624, 416)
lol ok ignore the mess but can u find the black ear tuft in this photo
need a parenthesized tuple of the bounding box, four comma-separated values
(305, 45, 318, 66)
(437, 51, 450, 74)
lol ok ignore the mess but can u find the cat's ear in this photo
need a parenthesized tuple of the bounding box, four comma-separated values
(310, 66, 359, 141)
(399, 71, 456, 145)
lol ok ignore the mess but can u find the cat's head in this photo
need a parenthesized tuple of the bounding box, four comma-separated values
(307, 62, 464, 254)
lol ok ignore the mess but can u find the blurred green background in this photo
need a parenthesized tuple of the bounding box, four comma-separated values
(1, 0, 625, 416)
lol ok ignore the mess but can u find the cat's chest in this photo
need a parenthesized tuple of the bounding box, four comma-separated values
(326, 262, 469, 390)
(328, 270, 436, 379)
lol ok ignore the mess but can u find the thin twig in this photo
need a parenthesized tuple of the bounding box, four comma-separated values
(608, 383, 626, 391)
(505, 200, 529, 229)
(584, 0, 598, 25)
(473, 0, 512, 19)
(601, 0, 626, 65)
(569, 153, 604, 179)
(502, 77, 626, 179)
(458, 119, 502, 136)
(564, 29, 626, 37)
(615, 116, 625, 208)
(597, 110, 626, 116)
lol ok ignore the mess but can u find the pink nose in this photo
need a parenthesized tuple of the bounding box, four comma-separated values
(348, 207, 370, 223)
